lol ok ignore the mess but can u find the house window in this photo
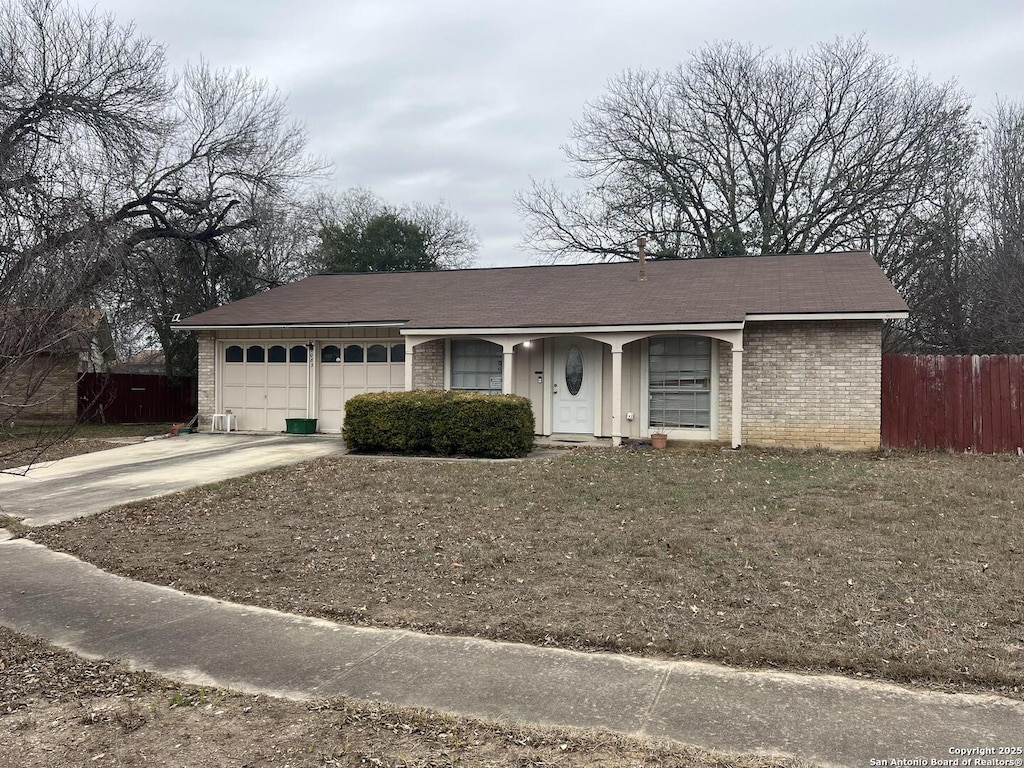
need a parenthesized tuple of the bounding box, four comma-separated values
(268, 345, 287, 363)
(321, 345, 341, 363)
(246, 345, 265, 363)
(225, 345, 243, 363)
(343, 344, 364, 363)
(649, 337, 712, 429)
(390, 343, 405, 363)
(289, 345, 308, 363)
(367, 344, 388, 363)
(451, 339, 502, 393)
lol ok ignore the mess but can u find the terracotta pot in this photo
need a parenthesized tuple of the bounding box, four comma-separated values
(650, 432, 668, 449)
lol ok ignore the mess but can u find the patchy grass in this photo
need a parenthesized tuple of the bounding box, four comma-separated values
(31, 447, 1024, 698)
(72, 423, 174, 439)
(1, 627, 799, 767)
(0, 514, 28, 537)
(0, 422, 171, 469)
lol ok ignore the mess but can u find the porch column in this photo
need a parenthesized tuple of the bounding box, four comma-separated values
(731, 347, 743, 449)
(501, 342, 515, 394)
(610, 342, 624, 446)
(404, 343, 414, 391)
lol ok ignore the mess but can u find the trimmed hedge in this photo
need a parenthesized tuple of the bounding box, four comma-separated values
(343, 391, 535, 458)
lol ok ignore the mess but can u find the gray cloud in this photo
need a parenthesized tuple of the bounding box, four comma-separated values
(86, 0, 1024, 266)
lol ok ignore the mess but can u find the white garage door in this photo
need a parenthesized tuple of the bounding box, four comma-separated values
(317, 342, 405, 432)
(222, 343, 309, 431)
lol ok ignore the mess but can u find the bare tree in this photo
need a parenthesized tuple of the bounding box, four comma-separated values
(968, 101, 1024, 352)
(115, 61, 325, 375)
(0, 0, 169, 466)
(0, 0, 323, 468)
(518, 37, 972, 264)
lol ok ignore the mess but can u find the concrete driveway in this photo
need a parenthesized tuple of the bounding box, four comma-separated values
(0, 433, 346, 527)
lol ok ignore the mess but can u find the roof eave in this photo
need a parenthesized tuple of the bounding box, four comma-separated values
(402, 322, 747, 335)
(172, 321, 408, 331)
(745, 311, 909, 321)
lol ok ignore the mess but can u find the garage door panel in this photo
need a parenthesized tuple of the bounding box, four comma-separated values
(222, 385, 246, 410)
(366, 368, 391, 387)
(224, 366, 247, 385)
(267, 385, 289, 405)
(320, 366, 343, 386)
(315, 341, 404, 433)
(219, 342, 310, 433)
(344, 367, 367, 386)
(266, 367, 290, 385)
(342, 387, 366, 402)
(318, 410, 343, 433)
(245, 389, 266, 408)
(265, 409, 289, 431)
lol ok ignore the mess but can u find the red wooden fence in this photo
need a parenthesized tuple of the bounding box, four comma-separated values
(881, 354, 1024, 453)
(78, 373, 197, 424)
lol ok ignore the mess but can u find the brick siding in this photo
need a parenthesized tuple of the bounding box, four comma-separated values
(411, 339, 444, 390)
(0, 357, 77, 424)
(740, 321, 882, 450)
(717, 339, 733, 441)
(196, 331, 216, 430)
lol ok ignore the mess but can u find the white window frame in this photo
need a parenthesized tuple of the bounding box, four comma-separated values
(640, 336, 719, 441)
(446, 338, 503, 393)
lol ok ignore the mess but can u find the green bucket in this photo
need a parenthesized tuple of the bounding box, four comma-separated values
(285, 418, 318, 434)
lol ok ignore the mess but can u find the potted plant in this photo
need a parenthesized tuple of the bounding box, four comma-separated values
(650, 432, 668, 449)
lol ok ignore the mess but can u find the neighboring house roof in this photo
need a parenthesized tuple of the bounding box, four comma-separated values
(1, 306, 116, 367)
(112, 349, 165, 374)
(175, 251, 908, 331)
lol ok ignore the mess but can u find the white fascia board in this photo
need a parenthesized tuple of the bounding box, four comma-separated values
(401, 322, 746, 337)
(173, 322, 407, 331)
(745, 312, 909, 322)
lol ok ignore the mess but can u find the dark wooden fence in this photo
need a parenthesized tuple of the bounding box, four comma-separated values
(78, 373, 197, 424)
(881, 354, 1024, 453)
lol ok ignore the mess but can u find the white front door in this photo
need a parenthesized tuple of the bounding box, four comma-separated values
(552, 338, 596, 434)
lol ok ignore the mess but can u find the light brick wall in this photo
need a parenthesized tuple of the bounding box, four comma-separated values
(197, 331, 216, 431)
(740, 321, 882, 450)
(411, 339, 444, 390)
(717, 339, 733, 440)
(0, 358, 77, 425)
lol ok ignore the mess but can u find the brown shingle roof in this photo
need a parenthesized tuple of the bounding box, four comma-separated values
(175, 251, 907, 330)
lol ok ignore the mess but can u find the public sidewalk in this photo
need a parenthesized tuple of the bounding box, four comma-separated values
(1, 538, 1021, 767)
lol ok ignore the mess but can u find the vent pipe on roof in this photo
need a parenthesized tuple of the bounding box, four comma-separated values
(637, 236, 647, 281)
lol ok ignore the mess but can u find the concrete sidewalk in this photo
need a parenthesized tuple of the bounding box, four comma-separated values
(1, 539, 1021, 767)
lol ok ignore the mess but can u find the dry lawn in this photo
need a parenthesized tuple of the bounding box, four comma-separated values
(27, 446, 1024, 698)
(1, 423, 170, 471)
(1, 627, 799, 767)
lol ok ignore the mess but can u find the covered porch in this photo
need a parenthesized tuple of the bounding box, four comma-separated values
(402, 326, 745, 448)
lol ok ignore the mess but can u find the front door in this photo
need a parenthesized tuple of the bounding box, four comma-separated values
(552, 338, 596, 434)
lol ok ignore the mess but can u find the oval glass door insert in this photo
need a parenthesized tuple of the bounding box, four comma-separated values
(565, 346, 584, 396)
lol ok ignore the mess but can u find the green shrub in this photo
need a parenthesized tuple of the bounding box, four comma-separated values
(343, 391, 535, 458)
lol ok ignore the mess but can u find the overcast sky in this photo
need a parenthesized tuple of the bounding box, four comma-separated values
(80, 0, 1024, 267)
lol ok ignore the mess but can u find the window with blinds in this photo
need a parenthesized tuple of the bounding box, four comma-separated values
(649, 337, 711, 429)
(450, 340, 502, 393)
